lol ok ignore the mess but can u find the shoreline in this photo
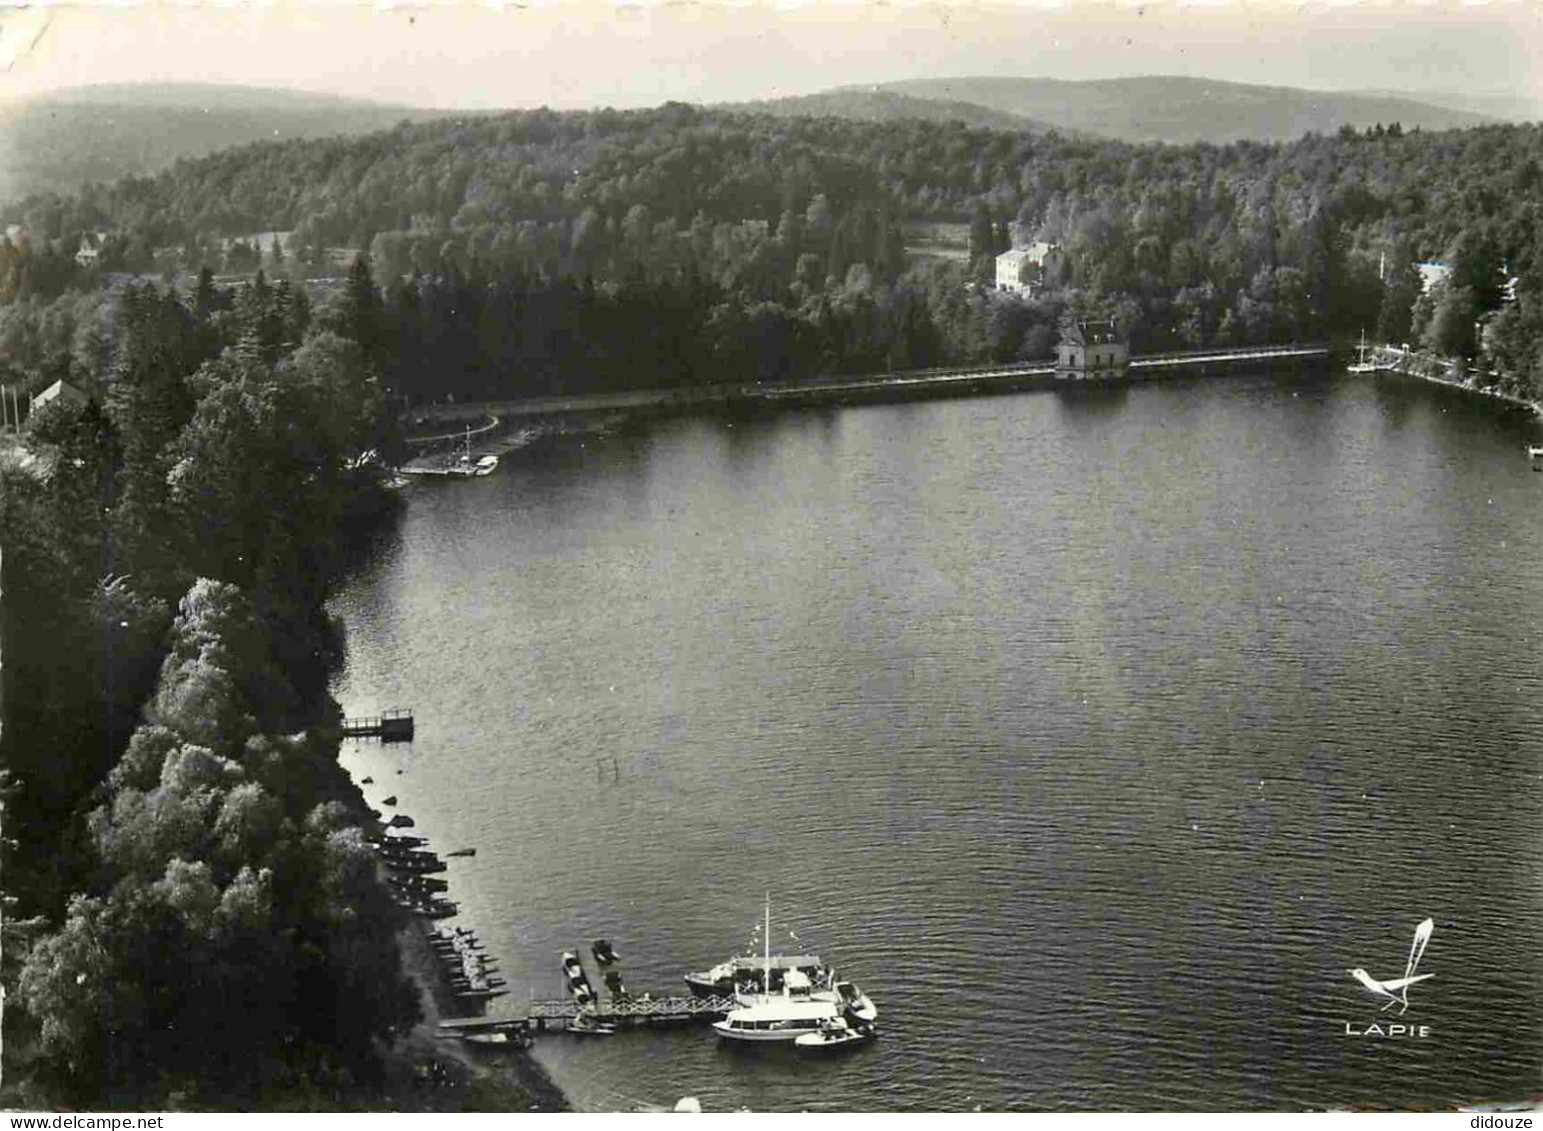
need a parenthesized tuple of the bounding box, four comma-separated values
(1357, 347, 1543, 420)
(336, 764, 571, 1111)
(400, 412, 633, 473)
(381, 919, 572, 1113)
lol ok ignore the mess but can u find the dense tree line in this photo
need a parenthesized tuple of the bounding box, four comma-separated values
(6, 106, 1543, 397)
(0, 269, 413, 1107)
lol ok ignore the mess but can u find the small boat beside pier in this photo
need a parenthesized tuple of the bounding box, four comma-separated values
(378, 832, 427, 849)
(568, 1012, 618, 1037)
(562, 950, 596, 1005)
(437, 1014, 531, 1048)
(795, 1017, 876, 1053)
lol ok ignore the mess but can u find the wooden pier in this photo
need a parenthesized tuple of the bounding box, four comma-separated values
(343, 708, 414, 742)
(436, 993, 735, 1040)
(524, 994, 737, 1033)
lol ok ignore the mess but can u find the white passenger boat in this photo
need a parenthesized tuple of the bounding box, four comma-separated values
(713, 996, 844, 1043)
(731, 970, 878, 1024)
(712, 897, 843, 1044)
(732, 965, 822, 1007)
(686, 952, 829, 998)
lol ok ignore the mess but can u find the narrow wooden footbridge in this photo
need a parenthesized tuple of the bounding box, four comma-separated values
(526, 993, 736, 1030)
(439, 993, 737, 1039)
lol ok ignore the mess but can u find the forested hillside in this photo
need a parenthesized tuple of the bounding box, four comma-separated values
(728, 88, 1054, 133)
(0, 269, 417, 1108)
(6, 104, 1543, 404)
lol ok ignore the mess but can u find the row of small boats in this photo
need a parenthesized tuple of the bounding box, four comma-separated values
(367, 825, 506, 1005)
(363, 798, 525, 1053)
(430, 926, 508, 1001)
(374, 830, 462, 918)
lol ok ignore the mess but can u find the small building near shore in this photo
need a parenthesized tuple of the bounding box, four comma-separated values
(1056, 319, 1128, 381)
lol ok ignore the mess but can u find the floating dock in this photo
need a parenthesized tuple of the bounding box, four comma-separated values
(343, 708, 414, 742)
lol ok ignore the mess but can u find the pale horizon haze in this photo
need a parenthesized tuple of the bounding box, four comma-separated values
(2, 1, 1542, 114)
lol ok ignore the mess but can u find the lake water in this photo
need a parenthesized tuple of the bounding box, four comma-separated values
(332, 372, 1543, 1112)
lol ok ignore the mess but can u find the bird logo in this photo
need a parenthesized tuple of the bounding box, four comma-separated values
(1348, 918, 1434, 1016)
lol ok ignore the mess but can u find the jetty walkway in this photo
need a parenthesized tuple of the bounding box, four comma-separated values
(343, 708, 414, 742)
(526, 993, 736, 1031)
(435, 993, 737, 1041)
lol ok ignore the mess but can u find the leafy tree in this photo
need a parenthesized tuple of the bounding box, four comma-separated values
(1376, 255, 1422, 345)
(1423, 282, 1479, 358)
(16, 578, 419, 1107)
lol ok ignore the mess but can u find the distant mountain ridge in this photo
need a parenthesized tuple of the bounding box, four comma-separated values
(1348, 87, 1542, 124)
(728, 88, 1058, 134)
(0, 84, 449, 205)
(866, 75, 1497, 144)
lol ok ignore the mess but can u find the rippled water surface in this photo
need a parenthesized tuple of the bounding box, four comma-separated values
(332, 372, 1543, 1111)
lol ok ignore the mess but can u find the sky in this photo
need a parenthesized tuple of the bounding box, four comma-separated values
(2, 0, 1542, 112)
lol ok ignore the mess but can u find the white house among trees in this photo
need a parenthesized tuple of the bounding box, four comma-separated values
(995, 242, 1061, 296)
